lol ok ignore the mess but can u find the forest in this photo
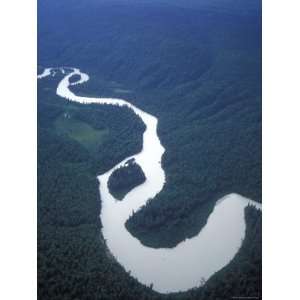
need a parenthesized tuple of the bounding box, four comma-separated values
(108, 159, 146, 200)
(38, 0, 261, 298)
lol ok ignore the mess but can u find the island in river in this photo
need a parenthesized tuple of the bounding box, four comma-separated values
(108, 159, 146, 200)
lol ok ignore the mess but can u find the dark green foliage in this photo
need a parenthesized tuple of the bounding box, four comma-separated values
(108, 159, 146, 200)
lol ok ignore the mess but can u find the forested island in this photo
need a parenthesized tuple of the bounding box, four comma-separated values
(69, 74, 81, 84)
(108, 159, 146, 200)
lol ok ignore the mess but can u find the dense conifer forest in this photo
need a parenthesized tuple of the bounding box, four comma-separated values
(38, 0, 261, 298)
(108, 159, 146, 200)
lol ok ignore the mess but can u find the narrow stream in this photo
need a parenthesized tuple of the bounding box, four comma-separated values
(38, 67, 261, 293)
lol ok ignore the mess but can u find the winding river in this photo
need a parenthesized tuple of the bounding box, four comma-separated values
(38, 67, 261, 293)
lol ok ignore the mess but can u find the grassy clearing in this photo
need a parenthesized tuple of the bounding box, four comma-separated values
(54, 113, 108, 152)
